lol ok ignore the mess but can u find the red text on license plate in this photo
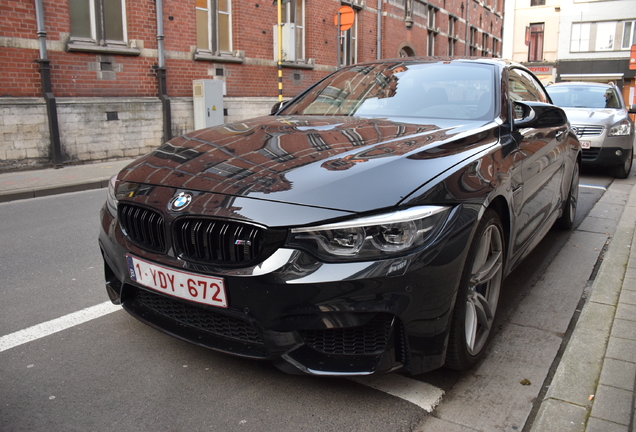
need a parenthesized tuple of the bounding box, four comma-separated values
(580, 140, 591, 149)
(126, 254, 227, 308)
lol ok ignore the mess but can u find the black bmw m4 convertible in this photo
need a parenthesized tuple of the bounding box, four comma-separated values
(99, 58, 581, 376)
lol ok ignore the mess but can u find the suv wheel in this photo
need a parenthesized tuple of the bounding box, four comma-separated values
(611, 148, 633, 179)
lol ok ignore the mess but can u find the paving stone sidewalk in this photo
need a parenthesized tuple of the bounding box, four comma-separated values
(0, 159, 133, 202)
(530, 173, 636, 432)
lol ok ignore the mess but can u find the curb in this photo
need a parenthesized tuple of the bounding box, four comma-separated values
(530, 179, 636, 431)
(0, 178, 111, 203)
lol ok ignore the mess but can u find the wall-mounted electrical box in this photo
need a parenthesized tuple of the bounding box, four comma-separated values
(273, 23, 296, 62)
(193, 79, 224, 130)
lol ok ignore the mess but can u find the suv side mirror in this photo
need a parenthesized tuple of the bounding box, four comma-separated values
(513, 101, 568, 129)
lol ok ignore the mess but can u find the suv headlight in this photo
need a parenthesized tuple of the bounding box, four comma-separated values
(106, 175, 119, 216)
(287, 206, 450, 262)
(608, 120, 632, 137)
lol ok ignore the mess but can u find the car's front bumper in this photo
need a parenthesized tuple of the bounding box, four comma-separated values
(582, 145, 633, 167)
(99, 200, 476, 376)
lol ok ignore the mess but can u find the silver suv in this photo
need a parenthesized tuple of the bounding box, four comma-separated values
(546, 82, 636, 178)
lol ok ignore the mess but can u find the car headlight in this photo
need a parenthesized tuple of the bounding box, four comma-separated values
(608, 120, 632, 137)
(106, 175, 119, 216)
(287, 206, 450, 262)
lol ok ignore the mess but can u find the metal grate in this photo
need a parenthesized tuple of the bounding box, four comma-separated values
(573, 124, 604, 138)
(299, 314, 394, 355)
(133, 288, 263, 344)
(119, 204, 166, 252)
(174, 218, 264, 265)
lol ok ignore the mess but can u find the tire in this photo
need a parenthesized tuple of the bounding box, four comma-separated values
(610, 148, 633, 179)
(555, 162, 579, 230)
(445, 209, 504, 371)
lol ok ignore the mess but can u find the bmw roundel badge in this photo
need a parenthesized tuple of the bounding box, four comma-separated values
(168, 192, 193, 212)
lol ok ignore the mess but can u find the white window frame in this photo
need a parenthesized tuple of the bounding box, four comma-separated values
(283, 0, 305, 60)
(570, 22, 590, 52)
(340, 11, 358, 66)
(196, 0, 233, 55)
(70, 0, 128, 45)
(622, 20, 636, 50)
(595, 21, 616, 51)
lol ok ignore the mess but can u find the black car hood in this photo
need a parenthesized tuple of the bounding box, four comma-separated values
(119, 116, 498, 213)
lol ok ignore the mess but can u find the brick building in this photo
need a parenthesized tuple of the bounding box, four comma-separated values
(0, 0, 503, 171)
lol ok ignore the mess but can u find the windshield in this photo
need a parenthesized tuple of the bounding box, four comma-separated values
(280, 62, 497, 121)
(547, 85, 622, 109)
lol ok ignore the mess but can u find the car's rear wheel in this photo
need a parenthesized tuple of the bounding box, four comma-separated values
(611, 148, 633, 179)
(555, 162, 579, 230)
(445, 209, 504, 370)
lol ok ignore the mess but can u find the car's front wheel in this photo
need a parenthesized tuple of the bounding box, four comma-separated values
(555, 162, 579, 230)
(611, 147, 633, 179)
(445, 209, 504, 370)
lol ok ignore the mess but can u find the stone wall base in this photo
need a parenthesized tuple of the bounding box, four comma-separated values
(0, 96, 278, 171)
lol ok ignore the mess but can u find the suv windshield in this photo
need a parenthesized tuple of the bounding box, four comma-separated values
(281, 62, 496, 121)
(547, 85, 622, 109)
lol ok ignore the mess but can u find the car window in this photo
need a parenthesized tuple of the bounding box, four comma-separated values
(281, 62, 496, 121)
(546, 85, 622, 109)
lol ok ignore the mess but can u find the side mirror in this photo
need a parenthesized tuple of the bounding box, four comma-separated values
(271, 100, 289, 115)
(628, 104, 636, 114)
(513, 101, 568, 129)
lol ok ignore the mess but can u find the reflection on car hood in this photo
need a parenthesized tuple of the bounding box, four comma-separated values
(560, 107, 630, 127)
(118, 116, 498, 212)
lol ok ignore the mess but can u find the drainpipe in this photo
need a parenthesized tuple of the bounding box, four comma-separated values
(376, 0, 382, 59)
(34, 0, 63, 168)
(464, 1, 470, 56)
(155, 0, 172, 142)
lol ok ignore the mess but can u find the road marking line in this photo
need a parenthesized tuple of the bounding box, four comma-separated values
(580, 184, 607, 191)
(350, 374, 444, 412)
(1, 302, 445, 413)
(0, 301, 120, 353)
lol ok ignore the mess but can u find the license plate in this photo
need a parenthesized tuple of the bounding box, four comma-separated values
(126, 254, 227, 308)
(580, 140, 591, 149)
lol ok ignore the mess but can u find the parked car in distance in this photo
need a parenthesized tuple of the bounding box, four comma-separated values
(546, 82, 636, 178)
(99, 58, 581, 376)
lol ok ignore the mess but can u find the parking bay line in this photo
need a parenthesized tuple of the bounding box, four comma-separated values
(1, 301, 445, 412)
(580, 184, 608, 191)
(0, 301, 120, 353)
(350, 374, 445, 412)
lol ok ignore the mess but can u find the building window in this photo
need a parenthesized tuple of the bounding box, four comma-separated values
(595, 21, 616, 51)
(196, 0, 232, 54)
(427, 6, 436, 29)
(623, 21, 636, 49)
(528, 23, 544, 62)
(448, 17, 457, 56)
(530, 0, 545, 6)
(492, 38, 498, 57)
(68, 0, 131, 50)
(470, 27, 478, 56)
(482, 33, 488, 56)
(284, 0, 305, 60)
(340, 11, 357, 66)
(570, 22, 590, 52)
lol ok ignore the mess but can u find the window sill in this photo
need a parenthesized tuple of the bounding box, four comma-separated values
(67, 41, 140, 56)
(280, 60, 315, 70)
(194, 51, 245, 63)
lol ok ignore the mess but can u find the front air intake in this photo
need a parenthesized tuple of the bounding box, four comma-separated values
(173, 218, 265, 265)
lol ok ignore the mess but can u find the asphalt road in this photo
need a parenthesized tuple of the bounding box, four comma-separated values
(0, 170, 616, 431)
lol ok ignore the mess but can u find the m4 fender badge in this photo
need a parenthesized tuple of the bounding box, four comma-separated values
(168, 192, 193, 211)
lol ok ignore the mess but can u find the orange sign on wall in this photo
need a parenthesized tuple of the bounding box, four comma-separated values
(630, 45, 636, 70)
(334, 6, 355, 32)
